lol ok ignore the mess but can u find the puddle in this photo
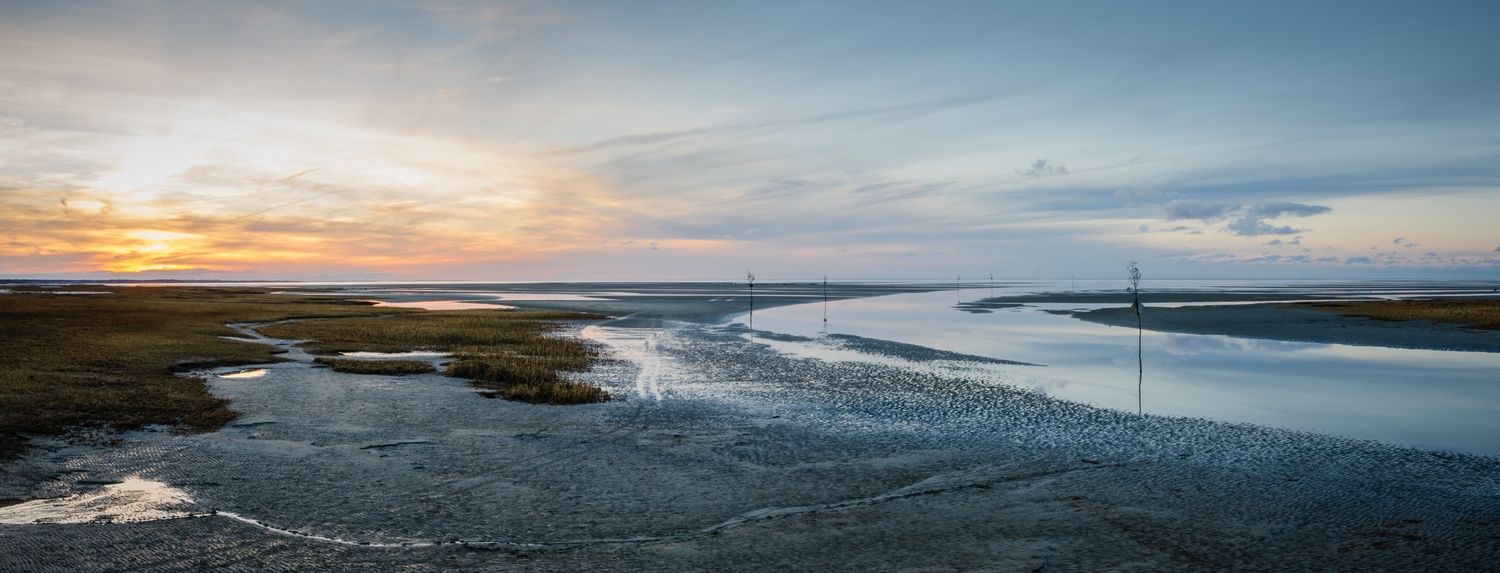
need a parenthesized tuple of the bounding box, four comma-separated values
(0, 479, 195, 524)
(218, 369, 268, 379)
(359, 290, 608, 301)
(363, 300, 518, 310)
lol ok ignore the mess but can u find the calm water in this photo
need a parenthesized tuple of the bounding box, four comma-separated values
(248, 279, 1499, 455)
(746, 282, 1500, 455)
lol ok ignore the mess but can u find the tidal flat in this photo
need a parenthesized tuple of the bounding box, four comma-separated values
(2, 281, 1498, 571)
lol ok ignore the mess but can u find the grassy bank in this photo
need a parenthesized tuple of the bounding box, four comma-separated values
(1301, 299, 1500, 330)
(0, 287, 397, 458)
(255, 310, 612, 405)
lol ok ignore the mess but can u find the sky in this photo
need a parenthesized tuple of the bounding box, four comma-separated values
(1, 0, 1497, 281)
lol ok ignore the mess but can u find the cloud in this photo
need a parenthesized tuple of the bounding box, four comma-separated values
(1225, 218, 1304, 237)
(1162, 199, 1239, 222)
(1265, 239, 1282, 245)
(1246, 203, 1332, 219)
(1241, 254, 1283, 263)
(1344, 256, 1373, 264)
(2, 1, 1496, 280)
(1163, 200, 1330, 237)
(1018, 159, 1068, 178)
(1495, 246, 1500, 252)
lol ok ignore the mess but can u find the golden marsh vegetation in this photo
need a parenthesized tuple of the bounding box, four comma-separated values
(1, 287, 610, 459)
(0, 287, 394, 457)
(1302, 299, 1500, 330)
(257, 310, 612, 405)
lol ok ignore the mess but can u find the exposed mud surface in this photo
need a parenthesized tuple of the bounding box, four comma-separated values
(1, 319, 1497, 571)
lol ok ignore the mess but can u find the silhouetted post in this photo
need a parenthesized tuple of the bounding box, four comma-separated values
(822, 272, 828, 323)
(957, 274, 961, 303)
(1126, 261, 1143, 413)
(746, 270, 756, 332)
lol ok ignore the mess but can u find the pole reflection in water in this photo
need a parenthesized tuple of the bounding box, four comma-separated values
(748, 286, 1500, 455)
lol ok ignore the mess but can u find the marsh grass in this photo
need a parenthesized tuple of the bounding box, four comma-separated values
(0, 286, 396, 458)
(256, 311, 612, 405)
(498, 379, 611, 405)
(1299, 299, 1500, 330)
(312, 358, 436, 376)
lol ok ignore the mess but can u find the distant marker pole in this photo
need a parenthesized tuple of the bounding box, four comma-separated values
(1126, 262, 1143, 414)
(746, 270, 756, 333)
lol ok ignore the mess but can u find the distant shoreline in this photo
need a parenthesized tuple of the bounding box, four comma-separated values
(0, 279, 302, 284)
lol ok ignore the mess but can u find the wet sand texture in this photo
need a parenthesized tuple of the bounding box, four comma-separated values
(2, 319, 1497, 571)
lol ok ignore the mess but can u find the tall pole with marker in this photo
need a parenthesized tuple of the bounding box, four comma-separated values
(1126, 261, 1143, 414)
(746, 270, 756, 332)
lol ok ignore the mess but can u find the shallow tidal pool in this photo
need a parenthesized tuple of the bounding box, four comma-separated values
(747, 287, 1500, 455)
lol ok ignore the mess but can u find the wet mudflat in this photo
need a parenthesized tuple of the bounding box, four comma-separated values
(752, 284, 1500, 455)
(3, 305, 1498, 571)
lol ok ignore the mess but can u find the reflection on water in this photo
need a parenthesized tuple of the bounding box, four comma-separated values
(218, 369, 267, 379)
(0, 478, 195, 524)
(749, 289, 1500, 455)
(363, 299, 519, 310)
